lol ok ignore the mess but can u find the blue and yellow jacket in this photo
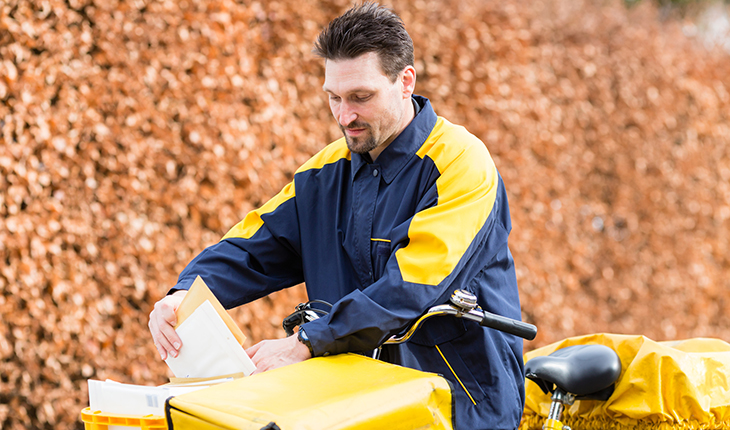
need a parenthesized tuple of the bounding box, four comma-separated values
(173, 96, 525, 429)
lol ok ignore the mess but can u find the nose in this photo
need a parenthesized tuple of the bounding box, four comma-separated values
(336, 101, 358, 127)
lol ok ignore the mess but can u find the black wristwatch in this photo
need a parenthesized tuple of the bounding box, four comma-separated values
(297, 328, 315, 357)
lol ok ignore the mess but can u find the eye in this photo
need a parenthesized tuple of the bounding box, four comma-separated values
(353, 94, 372, 102)
(329, 95, 341, 102)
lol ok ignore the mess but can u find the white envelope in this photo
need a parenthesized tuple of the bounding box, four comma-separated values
(165, 299, 256, 378)
(88, 378, 231, 417)
(88, 379, 170, 416)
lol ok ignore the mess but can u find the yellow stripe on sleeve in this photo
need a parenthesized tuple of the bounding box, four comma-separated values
(295, 138, 351, 174)
(395, 118, 498, 286)
(222, 181, 297, 240)
(222, 139, 351, 241)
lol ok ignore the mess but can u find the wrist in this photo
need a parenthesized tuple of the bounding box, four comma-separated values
(297, 328, 315, 358)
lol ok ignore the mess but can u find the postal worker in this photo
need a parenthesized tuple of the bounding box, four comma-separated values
(149, 3, 526, 428)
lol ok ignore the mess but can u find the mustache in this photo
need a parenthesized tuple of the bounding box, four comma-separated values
(341, 121, 370, 130)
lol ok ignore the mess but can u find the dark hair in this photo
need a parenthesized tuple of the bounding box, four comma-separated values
(313, 2, 414, 82)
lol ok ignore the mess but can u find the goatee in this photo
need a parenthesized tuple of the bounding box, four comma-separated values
(341, 123, 378, 154)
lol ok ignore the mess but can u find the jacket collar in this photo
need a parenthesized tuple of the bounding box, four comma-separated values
(351, 95, 437, 184)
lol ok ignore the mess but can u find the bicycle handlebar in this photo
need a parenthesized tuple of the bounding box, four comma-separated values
(384, 290, 537, 345)
(479, 309, 537, 340)
(284, 290, 537, 346)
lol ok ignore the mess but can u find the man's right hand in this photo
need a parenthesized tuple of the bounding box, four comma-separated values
(148, 290, 187, 360)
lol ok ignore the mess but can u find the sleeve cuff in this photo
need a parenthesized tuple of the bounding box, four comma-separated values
(300, 319, 337, 357)
(168, 277, 196, 295)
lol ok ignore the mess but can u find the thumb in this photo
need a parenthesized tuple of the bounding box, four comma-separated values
(245, 341, 263, 358)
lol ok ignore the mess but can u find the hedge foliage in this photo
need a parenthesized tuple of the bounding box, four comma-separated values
(1, 0, 729, 428)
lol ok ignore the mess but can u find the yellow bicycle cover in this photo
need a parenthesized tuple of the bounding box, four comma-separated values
(166, 353, 453, 430)
(520, 333, 730, 430)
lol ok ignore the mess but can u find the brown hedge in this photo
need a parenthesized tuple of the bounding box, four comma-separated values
(1, 0, 729, 428)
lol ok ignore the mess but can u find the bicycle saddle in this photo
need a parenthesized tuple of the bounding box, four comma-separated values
(525, 344, 622, 400)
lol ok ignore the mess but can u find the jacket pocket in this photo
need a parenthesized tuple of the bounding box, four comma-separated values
(371, 239, 391, 280)
(433, 339, 487, 405)
(406, 317, 487, 405)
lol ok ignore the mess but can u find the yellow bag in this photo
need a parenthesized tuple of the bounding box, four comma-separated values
(166, 353, 453, 430)
(521, 333, 730, 430)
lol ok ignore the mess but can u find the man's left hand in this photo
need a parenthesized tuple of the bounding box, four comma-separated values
(245, 333, 312, 375)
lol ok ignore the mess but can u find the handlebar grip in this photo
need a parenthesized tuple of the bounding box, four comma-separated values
(480, 310, 537, 340)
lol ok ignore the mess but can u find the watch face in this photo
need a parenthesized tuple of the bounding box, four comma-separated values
(298, 329, 314, 357)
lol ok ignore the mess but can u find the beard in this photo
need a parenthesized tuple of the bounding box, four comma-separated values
(340, 121, 379, 155)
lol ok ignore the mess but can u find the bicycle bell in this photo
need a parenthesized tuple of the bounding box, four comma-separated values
(450, 289, 478, 312)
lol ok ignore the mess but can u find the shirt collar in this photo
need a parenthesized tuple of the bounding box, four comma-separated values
(351, 95, 437, 184)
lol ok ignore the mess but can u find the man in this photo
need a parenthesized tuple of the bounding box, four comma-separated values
(149, 3, 525, 429)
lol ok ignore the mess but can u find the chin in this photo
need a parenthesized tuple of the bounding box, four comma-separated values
(346, 138, 378, 155)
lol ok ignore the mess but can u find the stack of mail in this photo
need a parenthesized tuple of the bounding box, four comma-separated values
(164, 276, 256, 378)
(88, 376, 235, 416)
(86, 276, 255, 417)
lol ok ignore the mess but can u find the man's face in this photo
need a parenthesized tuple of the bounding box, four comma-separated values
(323, 52, 413, 159)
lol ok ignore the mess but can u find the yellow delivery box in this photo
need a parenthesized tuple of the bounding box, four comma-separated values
(166, 353, 454, 430)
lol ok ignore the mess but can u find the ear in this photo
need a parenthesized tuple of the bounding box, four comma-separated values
(400, 65, 416, 98)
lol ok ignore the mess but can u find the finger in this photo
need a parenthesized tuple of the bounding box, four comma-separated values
(149, 315, 175, 359)
(245, 340, 264, 359)
(247, 341, 273, 373)
(148, 318, 165, 360)
(157, 299, 179, 326)
(156, 336, 179, 359)
(155, 312, 182, 358)
(155, 345, 167, 360)
(250, 357, 273, 375)
(159, 305, 181, 344)
(162, 329, 182, 357)
(149, 300, 182, 359)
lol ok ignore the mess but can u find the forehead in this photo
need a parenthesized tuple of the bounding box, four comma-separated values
(323, 52, 392, 94)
